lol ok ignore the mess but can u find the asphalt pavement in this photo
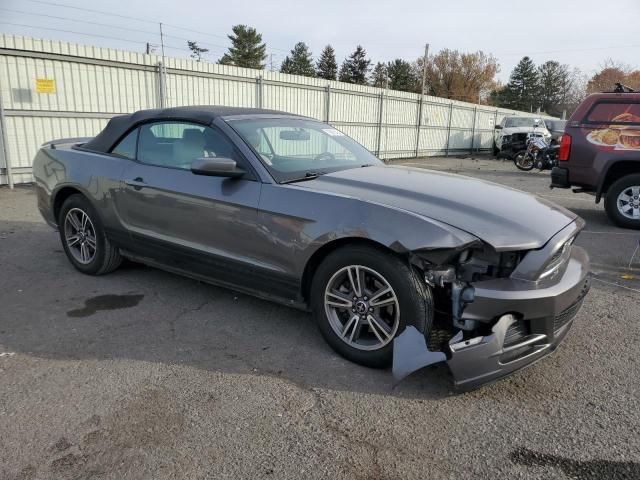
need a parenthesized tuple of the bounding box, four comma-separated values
(1, 156, 639, 479)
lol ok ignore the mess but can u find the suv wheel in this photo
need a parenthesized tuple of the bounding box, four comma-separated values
(310, 245, 433, 368)
(605, 175, 640, 229)
(58, 194, 123, 274)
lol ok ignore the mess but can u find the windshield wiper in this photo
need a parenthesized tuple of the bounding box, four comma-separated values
(280, 171, 326, 184)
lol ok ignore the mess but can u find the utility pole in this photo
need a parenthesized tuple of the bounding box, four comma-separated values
(421, 43, 429, 96)
(158, 23, 167, 108)
(270, 53, 273, 72)
(415, 43, 429, 160)
(159, 23, 166, 62)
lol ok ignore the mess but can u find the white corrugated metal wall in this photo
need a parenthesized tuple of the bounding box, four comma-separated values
(0, 34, 554, 185)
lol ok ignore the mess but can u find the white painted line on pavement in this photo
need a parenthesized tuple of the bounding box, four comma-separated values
(582, 231, 640, 235)
(592, 277, 640, 294)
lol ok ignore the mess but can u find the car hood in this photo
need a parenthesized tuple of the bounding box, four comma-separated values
(298, 165, 577, 250)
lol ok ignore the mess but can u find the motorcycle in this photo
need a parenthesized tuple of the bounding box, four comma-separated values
(513, 123, 560, 171)
(533, 142, 560, 171)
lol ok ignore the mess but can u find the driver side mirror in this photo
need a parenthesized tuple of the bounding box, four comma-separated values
(495, 124, 502, 130)
(191, 157, 245, 178)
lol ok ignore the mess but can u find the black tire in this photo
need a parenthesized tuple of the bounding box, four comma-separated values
(58, 194, 122, 275)
(513, 150, 534, 171)
(310, 245, 433, 368)
(604, 174, 640, 230)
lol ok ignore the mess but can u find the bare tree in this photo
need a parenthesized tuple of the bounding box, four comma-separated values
(586, 59, 640, 94)
(420, 49, 499, 103)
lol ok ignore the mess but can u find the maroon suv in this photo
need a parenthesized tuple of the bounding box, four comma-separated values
(551, 89, 640, 228)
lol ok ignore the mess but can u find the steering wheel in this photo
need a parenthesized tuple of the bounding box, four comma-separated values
(313, 152, 336, 163)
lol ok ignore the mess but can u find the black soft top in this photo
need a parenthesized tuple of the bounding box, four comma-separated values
(83, 105, 300, 153)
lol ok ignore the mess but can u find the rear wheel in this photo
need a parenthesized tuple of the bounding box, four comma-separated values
(605, 174, 640, 229)
(58, 194, 122, 275)
(514, 150, 534, 171)
(310, 245, 433, 368)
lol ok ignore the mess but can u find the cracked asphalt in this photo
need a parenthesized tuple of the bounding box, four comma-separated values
(1, 156, 639, 479)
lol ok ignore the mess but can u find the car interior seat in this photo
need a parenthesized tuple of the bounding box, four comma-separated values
(138, 128, 171, 165)
(174, 128, 206, 167)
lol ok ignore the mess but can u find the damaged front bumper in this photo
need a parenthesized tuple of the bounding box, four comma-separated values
(393, 246, 591, 390)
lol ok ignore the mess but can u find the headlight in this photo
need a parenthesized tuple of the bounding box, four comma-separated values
(539, 239, 573, 279)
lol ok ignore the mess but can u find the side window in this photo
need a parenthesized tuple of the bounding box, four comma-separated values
(137, 121, 244, 169)
(110, 129, 138, 159)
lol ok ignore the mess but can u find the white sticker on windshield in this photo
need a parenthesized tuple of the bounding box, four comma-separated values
(322, 128, 344, 136)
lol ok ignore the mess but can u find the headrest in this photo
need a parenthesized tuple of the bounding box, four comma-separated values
(182, 128, 205, 147)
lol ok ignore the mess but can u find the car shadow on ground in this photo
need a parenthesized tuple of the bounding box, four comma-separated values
(0, 219, 455, 400)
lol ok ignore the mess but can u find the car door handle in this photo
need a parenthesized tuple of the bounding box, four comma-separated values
(125, 177, 146, 190)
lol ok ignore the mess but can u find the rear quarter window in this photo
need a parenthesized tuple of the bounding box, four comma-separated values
(584, 102, 640, 125)
(110, 129, 138, 159)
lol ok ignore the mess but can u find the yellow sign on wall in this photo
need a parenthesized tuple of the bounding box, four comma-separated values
(35, 78, 55, 94)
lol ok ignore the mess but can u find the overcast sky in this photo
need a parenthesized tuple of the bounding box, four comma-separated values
(1, 0, 639, 82)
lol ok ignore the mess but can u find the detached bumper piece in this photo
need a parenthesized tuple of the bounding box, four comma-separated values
(392, 246, 590, 389)
(449, 248, 590, 390)
(448, 290, 587, 390)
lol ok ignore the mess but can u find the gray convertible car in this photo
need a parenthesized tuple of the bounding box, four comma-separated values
(33, 106, 590, 389)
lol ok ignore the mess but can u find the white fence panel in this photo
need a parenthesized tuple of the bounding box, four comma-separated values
(0, 34, 556, 185)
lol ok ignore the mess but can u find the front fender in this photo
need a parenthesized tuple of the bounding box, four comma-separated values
(307, 200, 480, 262)
(257, 183, 481, 280)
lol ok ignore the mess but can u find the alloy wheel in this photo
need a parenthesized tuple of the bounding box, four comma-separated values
(324, 265, 400, 351)
(515, 152, 534, 170)
(64, 208, 97, 264)
(617, 186, 640, 219)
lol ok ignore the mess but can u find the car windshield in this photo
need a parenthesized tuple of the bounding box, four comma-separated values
(504, 117, 543, 128)
(544, 120, 567, 131)
(227, 117, 382, 183)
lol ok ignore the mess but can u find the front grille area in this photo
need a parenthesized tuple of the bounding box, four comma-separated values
(554, 299, 584, 333)
(504, 320, 529, 347)
(554, 277, 590, 333)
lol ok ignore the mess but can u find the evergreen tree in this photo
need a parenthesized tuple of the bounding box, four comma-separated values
(387, 59, 419, 92)
(338, 46, 371, 85)
(338, 60, 351, 83)
(370, 62, 388, 88)
(316, 45, 338, 80)
(538, 60, 570, 115)
(187, 41, 209, 62)
(218, 25, 266, 69)
(500, 56, 540, 111)
(279, 42, 315, 77)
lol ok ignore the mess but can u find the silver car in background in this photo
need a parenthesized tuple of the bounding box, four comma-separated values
(33, 106, 590, 389)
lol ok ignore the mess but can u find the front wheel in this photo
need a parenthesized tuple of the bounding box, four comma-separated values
(310, 245, 433, 368)
(514, 150, 534, 171)
(604, 174, 640, 230)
